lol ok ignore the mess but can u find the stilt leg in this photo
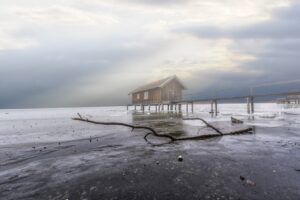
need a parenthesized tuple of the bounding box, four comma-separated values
(215, 100, 218, 116)
(191, 102, 194, 113)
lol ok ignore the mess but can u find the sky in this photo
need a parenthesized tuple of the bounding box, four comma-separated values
(0, 0, 299, 108)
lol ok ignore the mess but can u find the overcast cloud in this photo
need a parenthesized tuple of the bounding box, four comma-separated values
(0, 0, 298, 108)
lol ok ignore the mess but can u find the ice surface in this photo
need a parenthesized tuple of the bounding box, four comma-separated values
(1, 103, 300, 200)
(0, 103, 299, 146)
(0, 107, 131, 146)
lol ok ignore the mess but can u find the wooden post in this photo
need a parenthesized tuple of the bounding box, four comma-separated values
(167, 104, 169, 111)
(127, 105, 129, 110)
(214, 100, 218, 116)
(162, 104, 164, 111)
(171, 104, 173, 111)
(210, 101, 214, 114)
(251, 97, 255, 114)
(155, 105, 157, 112)
(148, 105, 150, 111)
(175, 104, 177, 111)
(179, 104, 182, 112)
(134, 105, 136, 110)
(186, 103, 188, 113)
(247, 97, 250, 114)
(191, 102, 194, 113)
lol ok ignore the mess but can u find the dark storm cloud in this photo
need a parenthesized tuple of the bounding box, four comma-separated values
(178, 21, 300, 39)
(242, 39, 300, 81)
(174, 2, 300, 39)
(172, 1, 300, 95)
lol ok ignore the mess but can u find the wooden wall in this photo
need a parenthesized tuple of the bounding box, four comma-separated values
(161, 79, 183, 102)
(132, 88, 161, 104)
(131, 79, 184, 104)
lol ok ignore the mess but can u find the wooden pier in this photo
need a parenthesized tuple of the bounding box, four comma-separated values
(127, 91, 300, 115)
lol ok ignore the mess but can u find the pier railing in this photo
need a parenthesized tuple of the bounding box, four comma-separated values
(170, 90, 300, 115)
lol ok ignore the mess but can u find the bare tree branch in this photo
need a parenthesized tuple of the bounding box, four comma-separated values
(72, 113, 253, 145)
(183, 117, 223, 134)
(73, 113, 176, 141)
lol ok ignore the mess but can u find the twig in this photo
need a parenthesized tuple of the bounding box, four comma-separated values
(183, 117, 223, 134)
(183, 117, 252, 136)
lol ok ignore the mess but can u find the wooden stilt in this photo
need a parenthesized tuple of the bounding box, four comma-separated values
(191, 102, 194, 113)
(251, 97, 255, 114)
(210, 101, 214, 117)
(247, 97, 250, 114)
(214, 100, 218, 116)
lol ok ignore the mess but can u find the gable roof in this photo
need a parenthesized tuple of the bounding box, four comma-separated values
(129, 75, 186, 94)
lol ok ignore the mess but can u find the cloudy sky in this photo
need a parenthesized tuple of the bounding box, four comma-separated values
(0, 0, 299, 108)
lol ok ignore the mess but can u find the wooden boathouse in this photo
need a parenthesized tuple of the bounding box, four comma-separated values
(127, 76, 300, 115)
(128, 75, 186, 110)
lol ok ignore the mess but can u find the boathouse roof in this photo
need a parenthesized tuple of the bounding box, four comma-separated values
(129, 75, 186, 94)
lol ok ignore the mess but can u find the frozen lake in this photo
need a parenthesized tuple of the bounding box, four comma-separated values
(0, 103, 299, 145)
(0, 103, 299, 199)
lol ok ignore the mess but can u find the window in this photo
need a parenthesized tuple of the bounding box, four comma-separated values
(136, 93, 140, 100)
(144, 91, 149, 100)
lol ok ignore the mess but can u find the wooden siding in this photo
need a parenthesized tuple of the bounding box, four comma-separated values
(132, 88, 161, 104)
(161, 79, 183, 102)
(131, 78, 184, 105)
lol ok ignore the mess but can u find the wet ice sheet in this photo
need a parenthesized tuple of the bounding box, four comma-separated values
(0, 107, 130, 146)
(0, 104, 300, 199)
(0, 103, 300, 145)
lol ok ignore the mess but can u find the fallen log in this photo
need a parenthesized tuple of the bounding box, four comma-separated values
(183, 117, 223, 134)
(73, 113, 253, 145)
(73, 113, 176, 141)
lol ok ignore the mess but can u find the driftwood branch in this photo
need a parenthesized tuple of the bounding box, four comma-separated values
(183, 117, 223, 134)
(183, 117, 252, 134)
(73, 113, 176, 141)
(72, 113, 253, 145)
